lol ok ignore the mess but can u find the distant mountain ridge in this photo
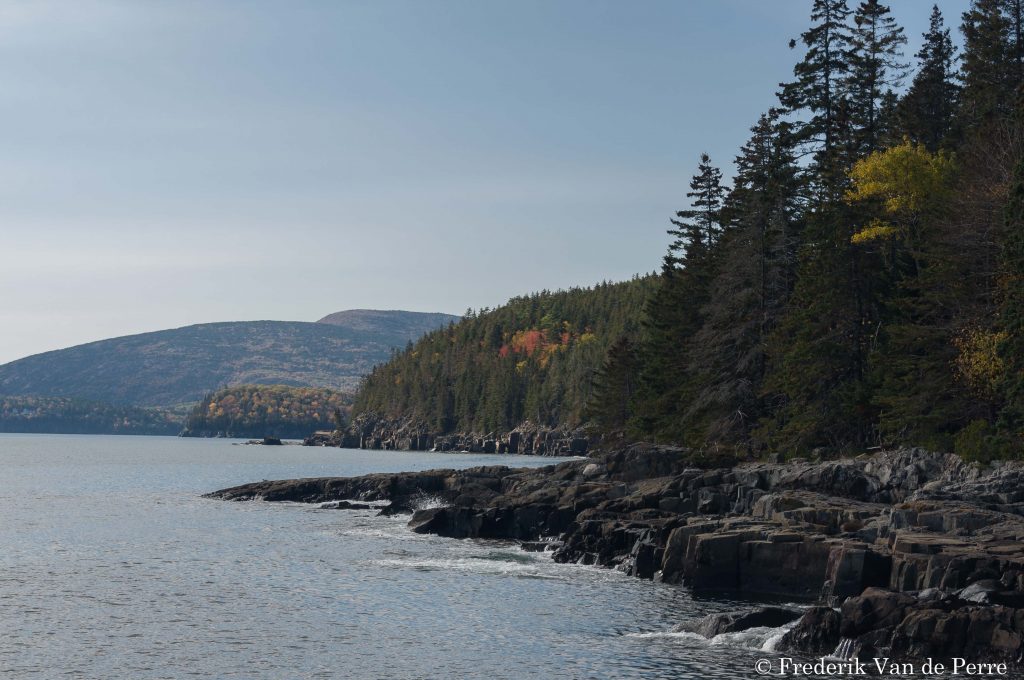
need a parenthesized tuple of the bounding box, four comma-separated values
(0, 310, 458, 408)
(318, 309, 459, 335)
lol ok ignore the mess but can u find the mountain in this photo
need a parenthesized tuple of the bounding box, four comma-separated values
(0, 311, 457, 408)
(317, 309, 459, 335)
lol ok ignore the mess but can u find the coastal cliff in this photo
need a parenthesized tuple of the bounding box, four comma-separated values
(209, 446, 1024, 666)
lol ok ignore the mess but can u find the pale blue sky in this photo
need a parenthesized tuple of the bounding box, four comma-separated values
(0, 0, 969, 364)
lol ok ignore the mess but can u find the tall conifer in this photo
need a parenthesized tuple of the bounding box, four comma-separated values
(633, 156, 726, 440)
(778, 0, 853, 190)
(960, 0, 1013, 123)
(847, 0, 907, 155)
(898, 6, 959, 150)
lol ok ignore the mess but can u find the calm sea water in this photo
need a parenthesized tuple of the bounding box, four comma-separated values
(0, 434, 795, 679)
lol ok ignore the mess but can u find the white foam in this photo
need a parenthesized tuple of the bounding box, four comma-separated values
(410, 495, 449, 511)
(626, 622, 797, 652)
(367, 556, 562, 580)
(625, 631, 705, 642)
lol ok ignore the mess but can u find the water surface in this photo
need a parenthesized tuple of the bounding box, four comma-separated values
(1, 434, 795, 679)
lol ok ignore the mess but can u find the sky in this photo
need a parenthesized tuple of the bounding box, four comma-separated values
(0, 0, 971, 365)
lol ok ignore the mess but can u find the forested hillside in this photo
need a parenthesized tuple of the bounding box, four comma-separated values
(181, 385, 352, 439)
(595, 0, 1024, 460)
(353, 277, 655, 433)
(0, 396, 180, 435)
(355, 0, 1024, 462)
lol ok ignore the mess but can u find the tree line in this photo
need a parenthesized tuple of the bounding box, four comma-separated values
(0, 396, 181, 435)
(587, 0, 1024, 461)
(353, 0, 1024, 462)
(353, 277, 656, 434)
(181, 385, 352, 439)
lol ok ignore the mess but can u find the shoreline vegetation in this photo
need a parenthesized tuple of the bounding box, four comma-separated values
(341, 0, 1024, 463)
(180, 385, 352, 440)
(0, 396, 182, 436)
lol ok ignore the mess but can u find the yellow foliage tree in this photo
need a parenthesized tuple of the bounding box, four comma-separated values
(846, 140, 955, 245)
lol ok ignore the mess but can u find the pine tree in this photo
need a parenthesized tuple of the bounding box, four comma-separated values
(759, 1, 886, 453)
(960, 0, 1013, 124)
(683, 112, 803, 446)
(586, 335, 640, 431)
(846, 0, 907, 155)
(778, 0, 853, 188)
(757, 200, 875, 453)
(673, 153, 728, 254)
(898, 5, 959, 150)
(633, 155, 726, 440)
(1008, 0, 1024, 86)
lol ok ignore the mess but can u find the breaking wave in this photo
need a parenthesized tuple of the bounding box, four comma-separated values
(625, 622, 797, 652)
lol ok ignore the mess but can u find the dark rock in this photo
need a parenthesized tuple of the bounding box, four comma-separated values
(207, 445, 1024, 666)
(840, 588, 916, 638)
(520, 540, 552, 552)
(777, 606, 841, 655)
(318, 500, 374, 510)
(890, 604, 1024, 664)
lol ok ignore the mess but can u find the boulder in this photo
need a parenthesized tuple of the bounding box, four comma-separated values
(840, 588, 916, 638)
(777, 606, 842, 655)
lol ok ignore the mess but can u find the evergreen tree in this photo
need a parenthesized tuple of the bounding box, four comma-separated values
(898, 5, 959, 150)
(682, 112, 802, 446)
(757, 200, 875, 453)
(354, 278, 655, 434)
(778, 0, 853, 188)
(1008, 0, 1024, 85)
(760, 2, 884, 453)
(846, 0, 907, 155)
(845, 143, 961, 449)
(585, 335, 640, 431)
(960, 0, 1013, 123)
(671, 153, 728, 256)
(633, 155, 726, 440)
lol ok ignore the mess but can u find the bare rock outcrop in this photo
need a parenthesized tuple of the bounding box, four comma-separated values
(207, 445, 1024, 666)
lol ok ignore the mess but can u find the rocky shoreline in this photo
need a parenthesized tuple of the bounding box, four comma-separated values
(206, 445, 1024, 666)
(304, 413, 595, 456)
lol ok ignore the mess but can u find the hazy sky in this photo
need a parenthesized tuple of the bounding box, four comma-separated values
(0, 0, 970, 364)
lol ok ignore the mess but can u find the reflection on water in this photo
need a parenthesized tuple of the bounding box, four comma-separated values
(2, 434, 804, 679)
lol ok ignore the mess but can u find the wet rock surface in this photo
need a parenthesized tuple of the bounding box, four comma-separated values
(207, 445, 1024, 666)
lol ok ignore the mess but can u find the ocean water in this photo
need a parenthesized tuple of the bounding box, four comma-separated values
(0, 434, 797, 679)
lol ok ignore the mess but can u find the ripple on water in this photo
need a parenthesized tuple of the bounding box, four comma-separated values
(7, 435, 998, 679)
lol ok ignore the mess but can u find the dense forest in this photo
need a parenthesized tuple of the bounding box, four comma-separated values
(353, 277, 656, 433)
(355, 0, 1024, 462)
(0, 396, 180, 435)
(181, 385, 352, 439)
(586, 0, 1024, 460)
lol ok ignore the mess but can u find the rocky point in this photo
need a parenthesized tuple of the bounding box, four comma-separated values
(206, 445, 1024, 666)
